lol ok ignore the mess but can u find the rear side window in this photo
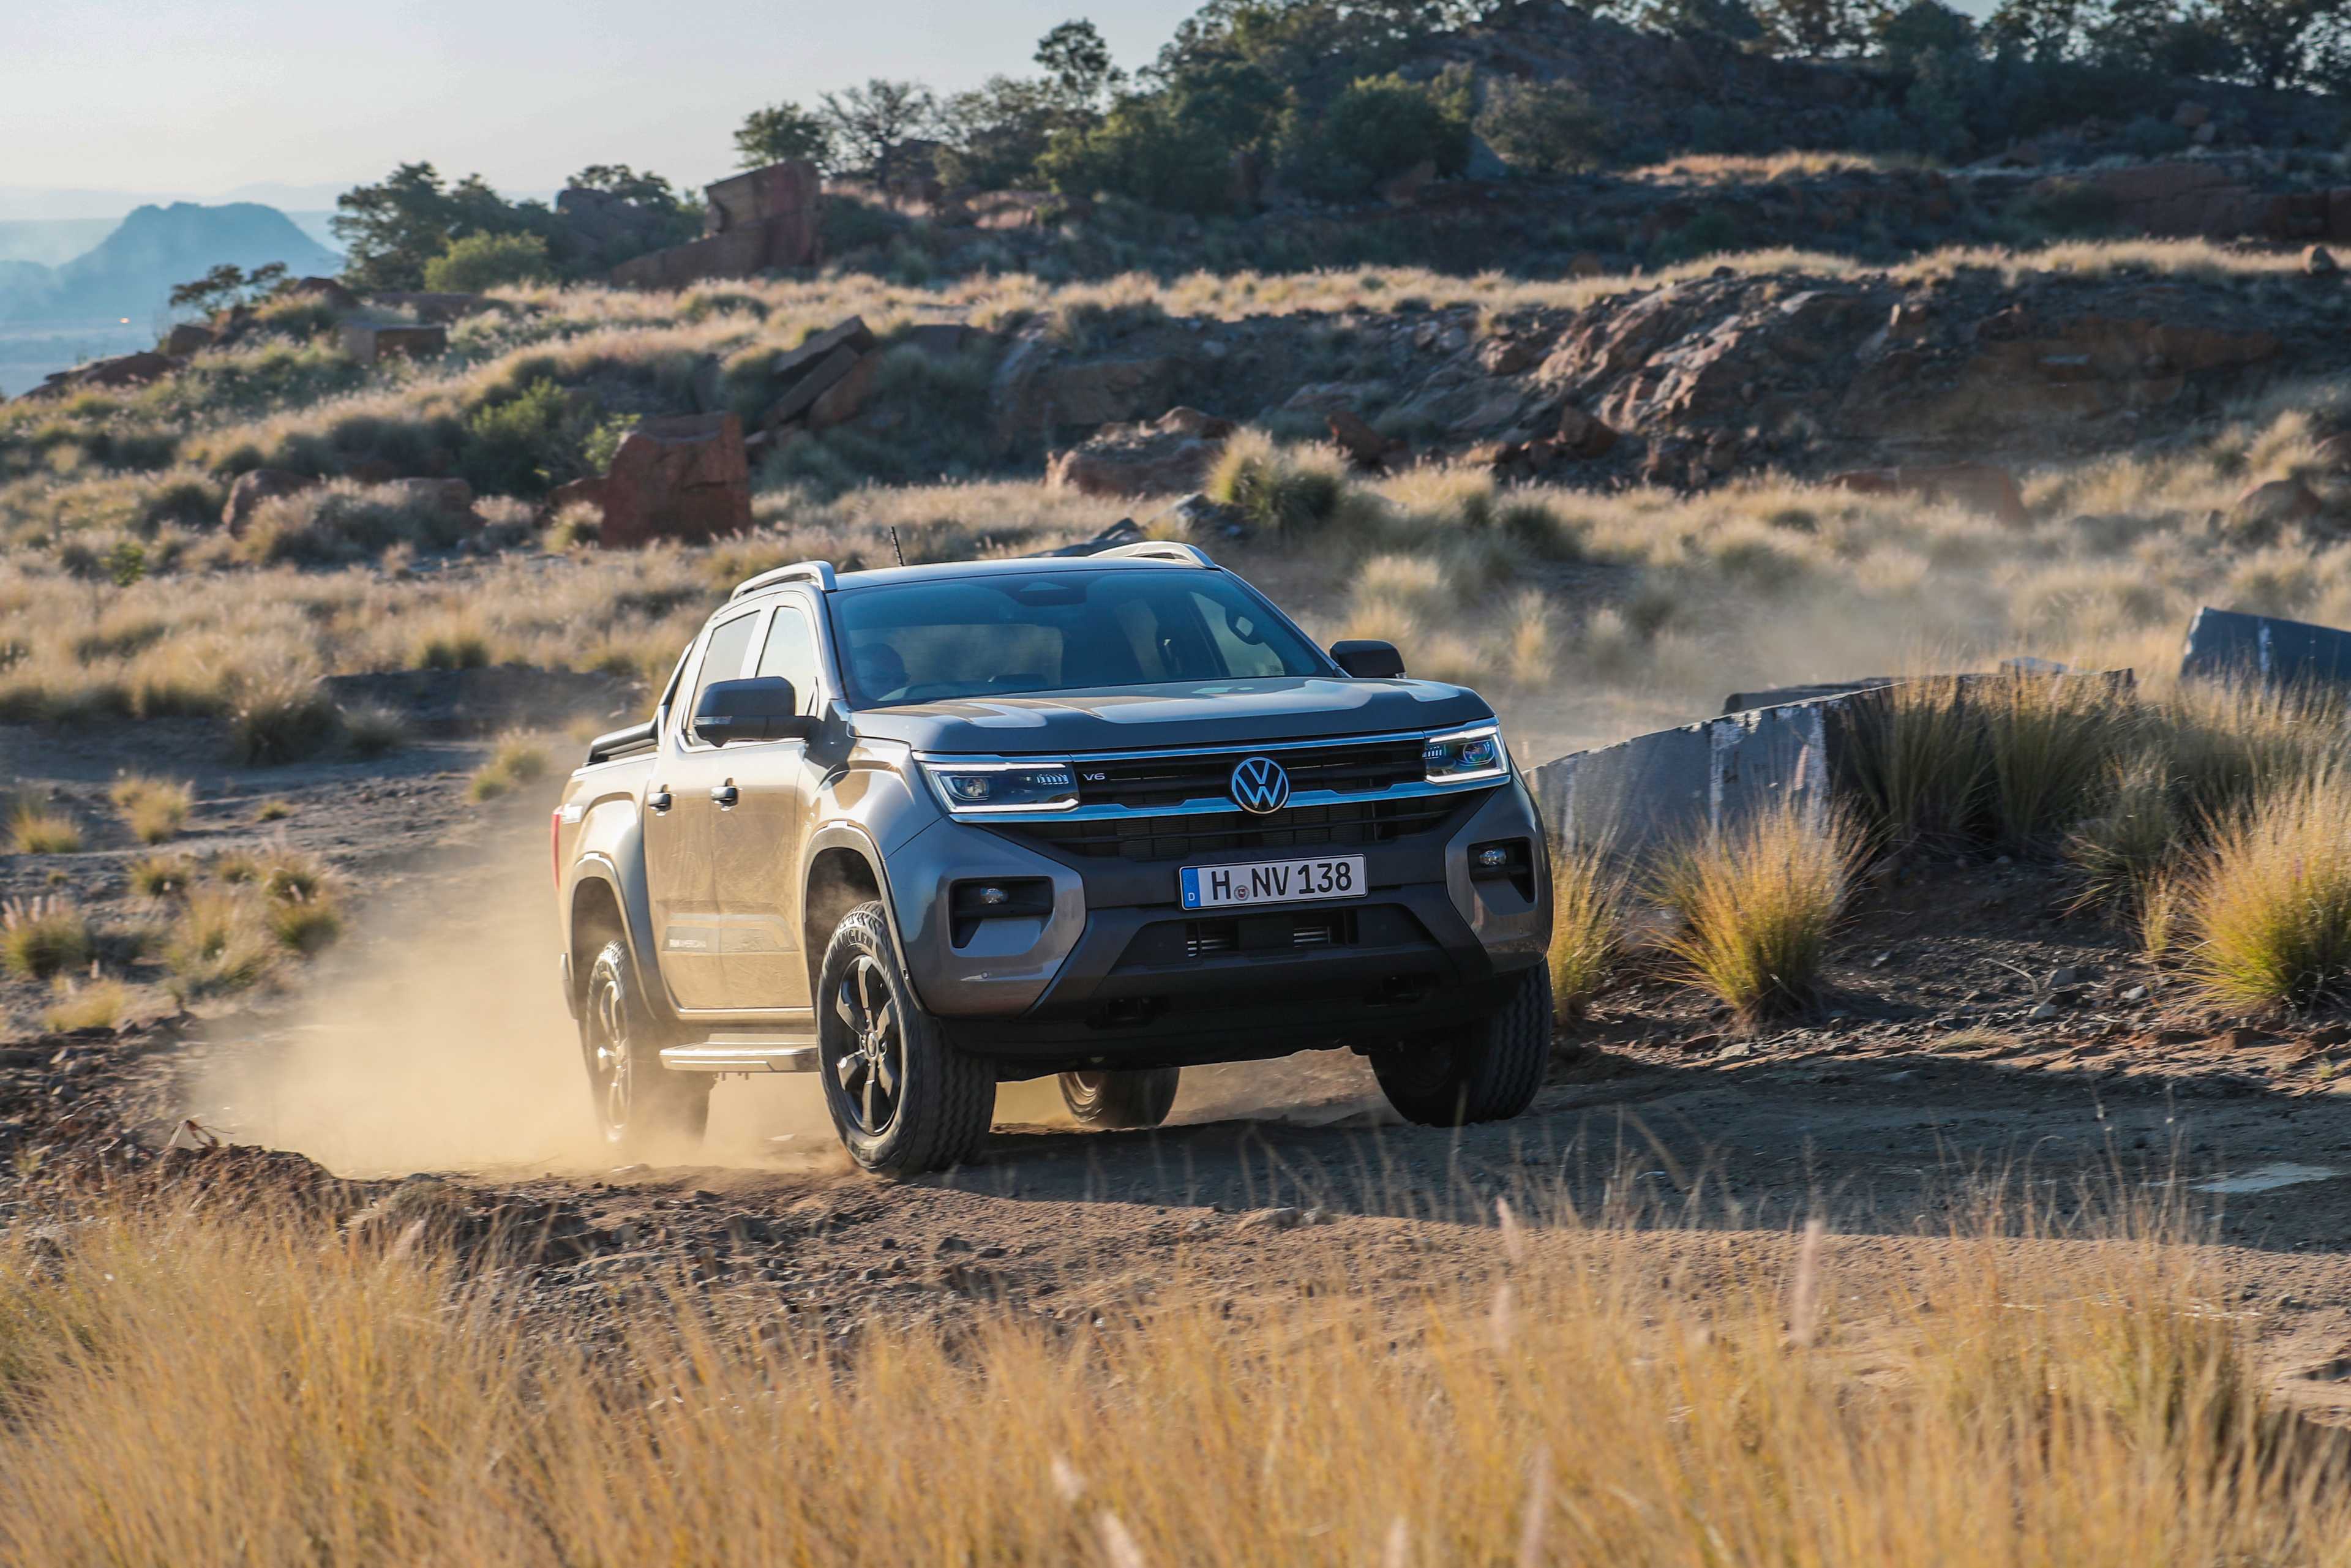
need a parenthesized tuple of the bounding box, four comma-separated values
(755, 603, 822, 715)
(684, 613, 760, 740)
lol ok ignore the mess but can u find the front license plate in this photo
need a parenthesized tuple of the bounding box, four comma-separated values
(1180, 855, 1366, 910)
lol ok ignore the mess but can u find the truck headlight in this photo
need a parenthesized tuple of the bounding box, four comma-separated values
(1423, 724, 1509, 784)
(921, 760, 1081, 814)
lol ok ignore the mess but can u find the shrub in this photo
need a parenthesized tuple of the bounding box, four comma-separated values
(1279, 73, 1472, 200)
(7, 800, 81, 855)
(2186, 770, 2351, 1011)
(1205, 432, 1348, 535)
(266, 888, 343, 955)
(229, 676, 344, 766)
(40, 971, 129, 1034)
(129, 854, 195, 899)
(1, 896, 94, 980)
(1846, 678, 1984, 849)
(469, 735, 552, 802)
(462, 378, 590, 495)
(1977, 672, 2129, 850)
(236, 482, 478, 566)
(2066, 749, 2175, 914)
(421, 231, 550, 292)
(1656, 806, 1861, 1027)
(341, 705, 410, 758)
(1549, 841, 1628, 1021)
(1475, 80, 1613, 175)
(163, 890, 276, 1000)
(253, 847, 331, 904)
(255, 799, 294, 822)
(1036, 99, 1236, 215)
(109, 775, 192, 845)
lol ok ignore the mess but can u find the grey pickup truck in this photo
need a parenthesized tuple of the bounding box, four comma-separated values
(551, 541, 1554, 1176)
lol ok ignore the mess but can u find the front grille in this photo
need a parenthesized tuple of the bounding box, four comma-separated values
(993, 794, 1466, 862)
(1184, 910, 1355, 959)
(1076, 737, 1427, 809)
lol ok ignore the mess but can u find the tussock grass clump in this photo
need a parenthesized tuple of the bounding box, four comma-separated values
(1847, 677, 1984, 849)
(1657, 805, 1861, 1026)
(1548, 841, 1627, 1020)
(228, 674, 343, 766)
(0, 1192, 2330, 1564)
(1, 897, 94, 980)
(127, 855, 193, 899)
(7, 798, 83, 855)
(162, 890, 276, 999)
(252, 847, 331, 904)
(266, 889, 342, 955)
(2184, 770, 2351, 1011)
(1978, 672, 2132, 849)
(108, 775, 192, 845)
(1205, 430, 1348, 535)
(40, 971, 129, 1034)
(468, 735, 552, 802)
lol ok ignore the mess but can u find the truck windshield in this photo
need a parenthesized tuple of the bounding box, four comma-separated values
(829, 568, 1332, 707)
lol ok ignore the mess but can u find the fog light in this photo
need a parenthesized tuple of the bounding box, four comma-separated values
(1474, 846, 1510, 869)
(976, 885, 1010, 906)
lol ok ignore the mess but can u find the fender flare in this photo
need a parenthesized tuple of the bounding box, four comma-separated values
(569, 847, 678, 1026)
(801, 820, 933, 1014)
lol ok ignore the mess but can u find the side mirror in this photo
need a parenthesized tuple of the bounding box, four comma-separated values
(1329, 639, 1406, 680)
(692, 677, 817, 746)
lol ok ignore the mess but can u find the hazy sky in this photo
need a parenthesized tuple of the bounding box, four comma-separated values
(11, 0, 1202, 200)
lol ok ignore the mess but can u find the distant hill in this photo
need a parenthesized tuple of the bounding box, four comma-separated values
(0, 202, 341, 323)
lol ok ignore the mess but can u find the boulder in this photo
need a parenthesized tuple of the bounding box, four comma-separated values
(611, 160, 820, 288)
(1043, 358, 1177, 427)
(1555, 404, 1619, 460)
(543, 412, 751, 549)
(1477, 337, 1537, 375)
(760, 343, 863, 430)
(902, 322, 986, 358)
(222, 469, 317, 533)
(2226, 477, 2322, 539)
(806, 351, 883, 430)
(2309, 245, 2340, 278)
(340, 323, 446, 365)
(1046, 407, 1237, 498)
(1148, 492, 1247, 538)
(283, 276, 362, 311)
(163, 323, 215, 357)
(1829, 463, 2026, 525)
(1326, 409, 1408, 471)
(1379, 159, 1438, 208)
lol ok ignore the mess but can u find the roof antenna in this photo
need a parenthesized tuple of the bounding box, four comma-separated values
(888, 526, 906, 568)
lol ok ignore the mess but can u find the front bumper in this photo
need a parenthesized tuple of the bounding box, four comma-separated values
(891, 777, 1550, 1071)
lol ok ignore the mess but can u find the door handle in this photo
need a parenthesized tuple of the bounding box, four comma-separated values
(647, 787, 673, 813)
(710, 784, 740, 808)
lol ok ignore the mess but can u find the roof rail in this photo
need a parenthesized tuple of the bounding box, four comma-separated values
(1094, 541, 1216, 568)
(729, 560, 838, 599)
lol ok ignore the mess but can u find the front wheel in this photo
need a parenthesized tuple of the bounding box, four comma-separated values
(579, 938, 710, 1155)
(817, 902, 996, 1177)
(1058, 1067, 1180, 1130)
(1371, 966, 1552, 1127)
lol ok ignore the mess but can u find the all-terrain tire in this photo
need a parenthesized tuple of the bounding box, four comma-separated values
(1371, 965, 1553, 1127)
(1058, 1067, 1180, 1130)
(580, 938, 711, 1155)
(817, 902, 996, 1177)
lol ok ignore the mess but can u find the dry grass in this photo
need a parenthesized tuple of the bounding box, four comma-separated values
(161, 889, 277, 1000)
(108, 775, 192, 845)
(0, 1189, 2331, 1566)
(39, 970, 129, 1034)
(2184, 768, 2351, 1011)
(0, 897, 93, 981)
(1656, 805, 1862, 1027)
(1547, 840, 1627, 1020)
(6, 800, 81, 855)
(469, 735, 553, 802)
(126, 855, 193, 899)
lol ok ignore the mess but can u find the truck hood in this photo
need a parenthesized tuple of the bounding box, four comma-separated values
(847, 677, 1493, 756)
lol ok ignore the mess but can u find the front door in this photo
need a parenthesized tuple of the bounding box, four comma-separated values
(711, 598, 825, 1013)
(640, 608, 761, 1012)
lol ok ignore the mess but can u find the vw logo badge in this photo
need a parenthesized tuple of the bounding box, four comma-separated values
(1229, 756, 1291, 815)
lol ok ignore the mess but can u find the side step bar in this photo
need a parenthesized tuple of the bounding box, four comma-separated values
(659, 1034, 820, 1073)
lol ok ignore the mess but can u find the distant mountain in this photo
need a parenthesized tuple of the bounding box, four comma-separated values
(0, 219, 119, 267)
(0, 202, 342, 323)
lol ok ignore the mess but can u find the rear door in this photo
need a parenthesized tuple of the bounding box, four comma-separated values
(640, 608, 761, 1012)
(711, 595, 828, 1013)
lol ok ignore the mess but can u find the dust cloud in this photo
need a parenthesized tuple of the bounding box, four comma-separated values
(195, 804, 836, 1177)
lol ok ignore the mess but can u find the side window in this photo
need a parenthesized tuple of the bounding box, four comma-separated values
(1191, 590, 1289, 678)
(754, 602, 822, 715)
(683, 613, 760, 743)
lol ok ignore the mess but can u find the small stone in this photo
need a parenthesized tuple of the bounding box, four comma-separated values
(2047, 967, 2080, 989)
(2028, 1003, 2061, 1022)
(2120, 985, 2149, 1003)
(934, 1234, 973, 1254)
(1240, 1206, 1304, 1232)
(1717, 1041, 1757, 1062)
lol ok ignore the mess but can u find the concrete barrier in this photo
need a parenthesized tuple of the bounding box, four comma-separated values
(2180, 605, 2351, 689)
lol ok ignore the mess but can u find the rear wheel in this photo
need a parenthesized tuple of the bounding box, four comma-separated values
(579, 938, 710, 1155)
(817, 902, 996, 1176)
(1371, 966, 1552, 1126)
(1058, 1067, 1180, 1130)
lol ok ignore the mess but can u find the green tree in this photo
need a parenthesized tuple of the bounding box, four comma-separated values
(2211, 0, 2350, 84)
(1875, 0, 1978, 62)
(1754, 0, 1882, 53)
(1277, 72, 1472, 200)
(166, 261, 288, 316)
(733, 102, 831, 170)
(1474, 80, 1613, 174)
(1035, 18, 1125, 105)
(936, 76, 1068, 189)
(332, 163, 546, 293)
(819, 80, 940, 187)
(423, 232, 551, 291)
(1037, 95, 1237, 213)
